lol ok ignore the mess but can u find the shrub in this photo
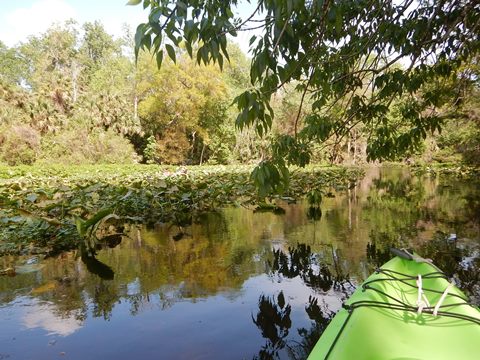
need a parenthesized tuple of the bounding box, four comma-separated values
(0, 125, 40, 165)
(39, 127, 139, 164)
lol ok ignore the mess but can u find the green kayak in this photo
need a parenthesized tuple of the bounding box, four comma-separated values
(308, 249, 480, 359)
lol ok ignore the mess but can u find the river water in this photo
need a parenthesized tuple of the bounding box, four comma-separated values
(0, 167, 479, 359)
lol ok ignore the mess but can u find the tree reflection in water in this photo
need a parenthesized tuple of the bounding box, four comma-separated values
(270, 244, 352, 293)
(92, 281, 117, 320)
(252, 293, 335, 360)
(254, 244, 351, 359)
(366, 241, 396, 268)
(293, 296, 335, 360)
(252, 292, 291, 359)
(81, 253, 114, 280)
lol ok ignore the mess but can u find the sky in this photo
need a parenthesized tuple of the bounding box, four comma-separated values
(0, 0, 258, 53)
(0, 0, 148, 46)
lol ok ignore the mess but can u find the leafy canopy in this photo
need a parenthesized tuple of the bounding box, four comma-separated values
(130, 0, 480, 191)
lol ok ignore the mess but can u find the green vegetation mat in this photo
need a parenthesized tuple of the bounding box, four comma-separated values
(0, 165, 363, 256)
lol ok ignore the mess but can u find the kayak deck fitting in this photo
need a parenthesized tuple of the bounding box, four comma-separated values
(308, 249, 480, 359)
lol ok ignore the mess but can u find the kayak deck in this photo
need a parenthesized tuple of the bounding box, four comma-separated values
(308, 255, 480, 359)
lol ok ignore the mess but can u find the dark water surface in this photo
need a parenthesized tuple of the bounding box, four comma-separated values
(1, 167, 479, 360)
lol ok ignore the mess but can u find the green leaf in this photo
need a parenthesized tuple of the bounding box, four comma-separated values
(165, 44, 176, 63)
(177, 1, 187, 11)
(134, 23, 146, 60)
(83, 208, 113, 230)
(156, 49, 164, 68)
(152, 33, 162, 52)
(75, 217, 86, 237)
(149, 7, 162, 23)
(141, 33, 152, 50)
(126, 0, 142, 5)
(335, 8, 343, 35)
(185, 41, 193, 57)
(196, 48, 202, 64)
(218, 53, 224, 70)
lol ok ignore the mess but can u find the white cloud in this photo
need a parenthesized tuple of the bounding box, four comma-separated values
(101, 12, 146, 41)
(0, 0, 76, 46)
(23, 300, 83, 337)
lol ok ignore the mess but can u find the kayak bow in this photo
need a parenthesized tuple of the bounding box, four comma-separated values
(308, 250, 480, 359)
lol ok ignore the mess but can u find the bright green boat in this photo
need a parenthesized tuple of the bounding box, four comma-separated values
(308, 249, 480, 359)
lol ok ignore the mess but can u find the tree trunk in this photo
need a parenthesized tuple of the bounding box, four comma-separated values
(134, 95, 138, 121)
(352, 129, 357, 165)
(348, 188, 352, 229)
(200, 143, 206, 165)
(347, 134, 351, 164)
(72, 61, 78, 103)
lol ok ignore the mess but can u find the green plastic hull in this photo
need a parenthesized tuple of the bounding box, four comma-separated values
(308, 256, 480, 359)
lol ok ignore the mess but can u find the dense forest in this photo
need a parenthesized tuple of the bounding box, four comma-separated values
(0, 20, 479, 167)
